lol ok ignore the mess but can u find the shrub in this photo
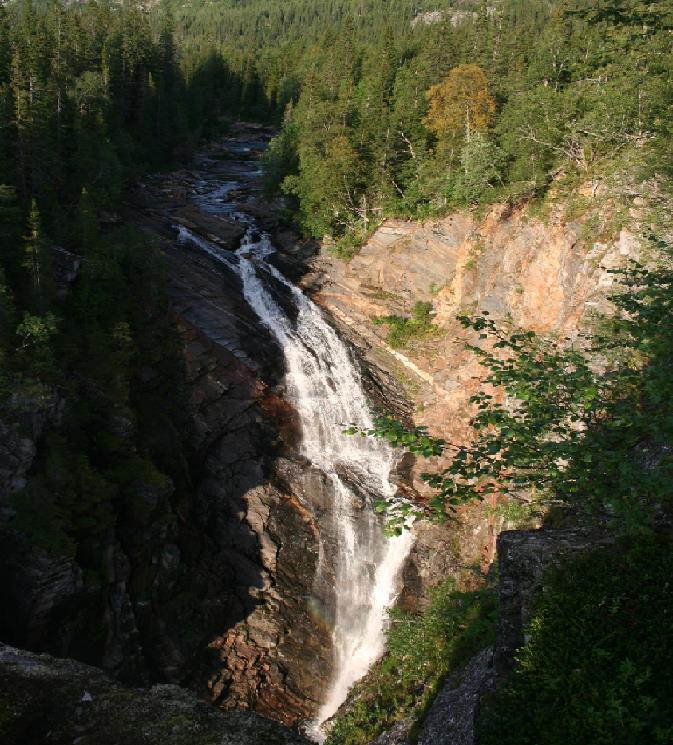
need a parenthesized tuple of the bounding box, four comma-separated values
(373, 301, 437, 348)
(478, 535, 673, 745)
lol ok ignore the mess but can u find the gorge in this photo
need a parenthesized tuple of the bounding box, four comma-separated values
(0, 116, 666, 745)
(171, 130, 416, 737)
(1, 1, 672, 742)
(1, 116, 652, 738)
(0, 123, 439, 740)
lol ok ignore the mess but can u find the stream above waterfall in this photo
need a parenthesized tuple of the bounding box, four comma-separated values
(148, 125, 415, 739)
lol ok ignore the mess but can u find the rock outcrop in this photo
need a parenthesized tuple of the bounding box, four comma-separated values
(416, 647, 494, 745)
(0, 643, 310, 745)
(317, 203, 640, 436)
(494, 527, 618, 681)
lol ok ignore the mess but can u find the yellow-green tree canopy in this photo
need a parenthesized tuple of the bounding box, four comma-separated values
(423, 64, 495, 140)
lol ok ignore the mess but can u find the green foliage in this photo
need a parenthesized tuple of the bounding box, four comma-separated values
(355, 238, 673, 530)
(261, 116, 299, 195)
(157, 0, 673, 242)
(13, 311, 58, 383)
(453, 132, 504, 204)
(483, 498, 539, 527)
(325, 580, 497, 745)
(15, 313, 57, 349)
(373, 301, 437, 349)
(11, 434, 117, 559)
(8, 223, 188, 567)
(478, 534, 673, 745)
(218, 0, 673, 240)
(0, 0, 206, 582)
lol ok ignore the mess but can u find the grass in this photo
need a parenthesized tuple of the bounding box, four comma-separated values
(325, 580, 497, 745)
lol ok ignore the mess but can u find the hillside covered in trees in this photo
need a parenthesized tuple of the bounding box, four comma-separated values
(163, 0, 673, 253)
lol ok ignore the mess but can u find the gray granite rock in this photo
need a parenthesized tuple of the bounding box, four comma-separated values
(417, 647, 494, 745)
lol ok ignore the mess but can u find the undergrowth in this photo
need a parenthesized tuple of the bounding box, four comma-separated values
(373, 301, 437, 349)
(478, 534, 673, 745)
(325, 580, 497, 745)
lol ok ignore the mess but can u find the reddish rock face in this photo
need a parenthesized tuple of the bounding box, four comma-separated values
(312, 197, 643, 582)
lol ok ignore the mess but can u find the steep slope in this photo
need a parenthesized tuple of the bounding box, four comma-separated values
(312, 184, 645, 577)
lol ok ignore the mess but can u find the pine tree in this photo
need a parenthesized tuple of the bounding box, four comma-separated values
(22, 198, 50, 309)
(453, 132, 503, 203)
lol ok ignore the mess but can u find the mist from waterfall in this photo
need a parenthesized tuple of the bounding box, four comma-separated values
(178, 223, 414, 742)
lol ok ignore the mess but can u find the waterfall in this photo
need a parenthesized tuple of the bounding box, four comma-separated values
(178, 216, 414, 741)
(236, 231, 415, 737)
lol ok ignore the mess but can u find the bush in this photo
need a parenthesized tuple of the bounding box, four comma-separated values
(373, 301, 437, 349)
(478, 535, 673, 745)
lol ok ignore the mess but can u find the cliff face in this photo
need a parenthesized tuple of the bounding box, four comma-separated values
(313, 193, 643, 584)
(0, 129, 334, 728)
(171, 307, 331, 725)
(0, 240, 330, 725)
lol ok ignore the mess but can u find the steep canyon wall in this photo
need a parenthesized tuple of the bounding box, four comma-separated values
(0, 130, 647, 743)
(312, 192, 643, 595)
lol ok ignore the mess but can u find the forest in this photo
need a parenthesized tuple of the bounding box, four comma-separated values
(254, 0, 672, 252)
(1, 0, 672, 743)
(0, 0, 235, 574)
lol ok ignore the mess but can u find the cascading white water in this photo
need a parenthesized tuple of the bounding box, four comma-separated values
(236, 231, 415, 738)
(179, 209, 414, 741)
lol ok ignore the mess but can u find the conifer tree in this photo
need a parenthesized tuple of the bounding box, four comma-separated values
(23, 199, 43, 294)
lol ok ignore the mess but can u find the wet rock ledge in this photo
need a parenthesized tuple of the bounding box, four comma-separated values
(0, 643, 310, 745)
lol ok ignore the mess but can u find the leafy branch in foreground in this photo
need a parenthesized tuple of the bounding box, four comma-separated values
(347, 321, 600, 524)
(349, 243, 673, 530)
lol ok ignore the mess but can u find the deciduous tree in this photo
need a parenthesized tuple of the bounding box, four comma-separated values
(423, 64, 495, 141)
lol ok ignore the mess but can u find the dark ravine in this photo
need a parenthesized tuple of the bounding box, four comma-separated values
(134, 123, 406, 726)
(0, 123, 452, 739)
(0, 125, 331, 728)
